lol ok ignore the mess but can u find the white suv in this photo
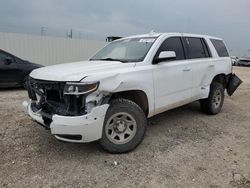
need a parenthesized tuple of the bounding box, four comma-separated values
(23, 32, 242, 153)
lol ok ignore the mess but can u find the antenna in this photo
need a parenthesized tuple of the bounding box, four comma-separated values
(69, 29, 73, 38)
(41, 26, 45, 36)
(67, 29, 73, 38)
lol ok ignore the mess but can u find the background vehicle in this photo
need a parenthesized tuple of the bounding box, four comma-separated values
(231, 56, 239, 66)
(238, 55, 250, 67)
(0, 49, 43, 88)
(23, 33, 241, 153)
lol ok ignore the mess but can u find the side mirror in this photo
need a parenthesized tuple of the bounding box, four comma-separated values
(4, 57, 13, 65)
(153, 51, 176, 64)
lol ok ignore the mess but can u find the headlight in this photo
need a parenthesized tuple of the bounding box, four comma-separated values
(64, 82, 99, 95)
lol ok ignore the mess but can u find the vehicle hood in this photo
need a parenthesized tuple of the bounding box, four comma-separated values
(30, 60, 135, 81)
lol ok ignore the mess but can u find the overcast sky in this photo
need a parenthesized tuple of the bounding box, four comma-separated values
(0, 0, 250, 56)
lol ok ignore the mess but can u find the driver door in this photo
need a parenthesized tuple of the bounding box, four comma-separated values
(153, 36, 193, 114)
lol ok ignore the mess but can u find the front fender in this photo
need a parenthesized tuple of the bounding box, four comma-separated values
(83, 70, 155, 117)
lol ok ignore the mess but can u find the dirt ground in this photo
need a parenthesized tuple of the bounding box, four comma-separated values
(0, 67, 250, 188)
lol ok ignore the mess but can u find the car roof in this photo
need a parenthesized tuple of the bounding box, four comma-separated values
(122, 32, 223, 41)
(0, 49, 15, 57)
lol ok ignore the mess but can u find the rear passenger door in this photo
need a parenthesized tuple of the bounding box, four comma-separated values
(182, 36, 213, 99)
(153, 36, 193, 114)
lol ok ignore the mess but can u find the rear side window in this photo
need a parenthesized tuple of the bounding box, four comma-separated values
(184, 37, 210, 59)
(210, 39, 229, 57)
(155, 37, 185, 60)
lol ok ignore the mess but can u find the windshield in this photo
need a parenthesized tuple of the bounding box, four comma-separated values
(90, 37, 157, 62)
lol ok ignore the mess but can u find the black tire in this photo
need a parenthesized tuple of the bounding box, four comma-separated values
(100, 98, 147, 153)
(200, 82, 225, 115)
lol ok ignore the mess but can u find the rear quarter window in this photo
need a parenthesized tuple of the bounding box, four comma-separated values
(210, 39, 229, 57)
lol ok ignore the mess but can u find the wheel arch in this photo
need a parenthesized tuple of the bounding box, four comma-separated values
(211, 73, 227, 88)
(109, 90, 149, 117)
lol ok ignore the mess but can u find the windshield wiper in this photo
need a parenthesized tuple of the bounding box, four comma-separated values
(90, 58, 127, 63)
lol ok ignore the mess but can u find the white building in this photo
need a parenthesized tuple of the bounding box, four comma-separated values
(0, 32, 106, 66)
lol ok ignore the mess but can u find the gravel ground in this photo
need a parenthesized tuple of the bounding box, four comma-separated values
(0, 67, 250, 188)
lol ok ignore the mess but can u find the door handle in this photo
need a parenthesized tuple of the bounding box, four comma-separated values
(183, 68, 191, 72)
(209, 64, 215, 68)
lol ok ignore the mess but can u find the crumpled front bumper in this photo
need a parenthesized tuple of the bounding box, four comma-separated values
(22, 101, 109, 143)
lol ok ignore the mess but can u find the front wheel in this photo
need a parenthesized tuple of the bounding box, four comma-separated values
(100, 99, 147, 153)
(200, 82, 225, 115)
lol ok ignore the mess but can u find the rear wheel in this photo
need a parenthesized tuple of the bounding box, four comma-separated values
(200, 82, 225, 115)
(100, 99, 147, 153)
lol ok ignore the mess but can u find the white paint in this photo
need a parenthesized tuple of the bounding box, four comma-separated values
(158, 51, 176, 59)
(23, 100, 109, 142)
(139, 38, 155, 43)
(30, 60, 135, 81)
(51, 104, 109, 142)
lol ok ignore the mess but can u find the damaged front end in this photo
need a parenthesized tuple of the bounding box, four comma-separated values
(24, 77, 109, 143)
(27, 78, 99, 127)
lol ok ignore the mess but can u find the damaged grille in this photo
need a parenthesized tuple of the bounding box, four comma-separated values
(27, 78, 87, 118)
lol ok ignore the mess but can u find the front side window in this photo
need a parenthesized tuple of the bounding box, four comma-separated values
(210, 39, 229, 57)
(184, 37, 209, 59)
(0, 52, 15, 65)
(90, 37, 157, 63)
(155, 37, 185, 60)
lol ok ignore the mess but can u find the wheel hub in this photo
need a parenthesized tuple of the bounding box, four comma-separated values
(105, 112, 137, 145)
(115, 120, 127, 133)
(212, 90, 222, 108)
